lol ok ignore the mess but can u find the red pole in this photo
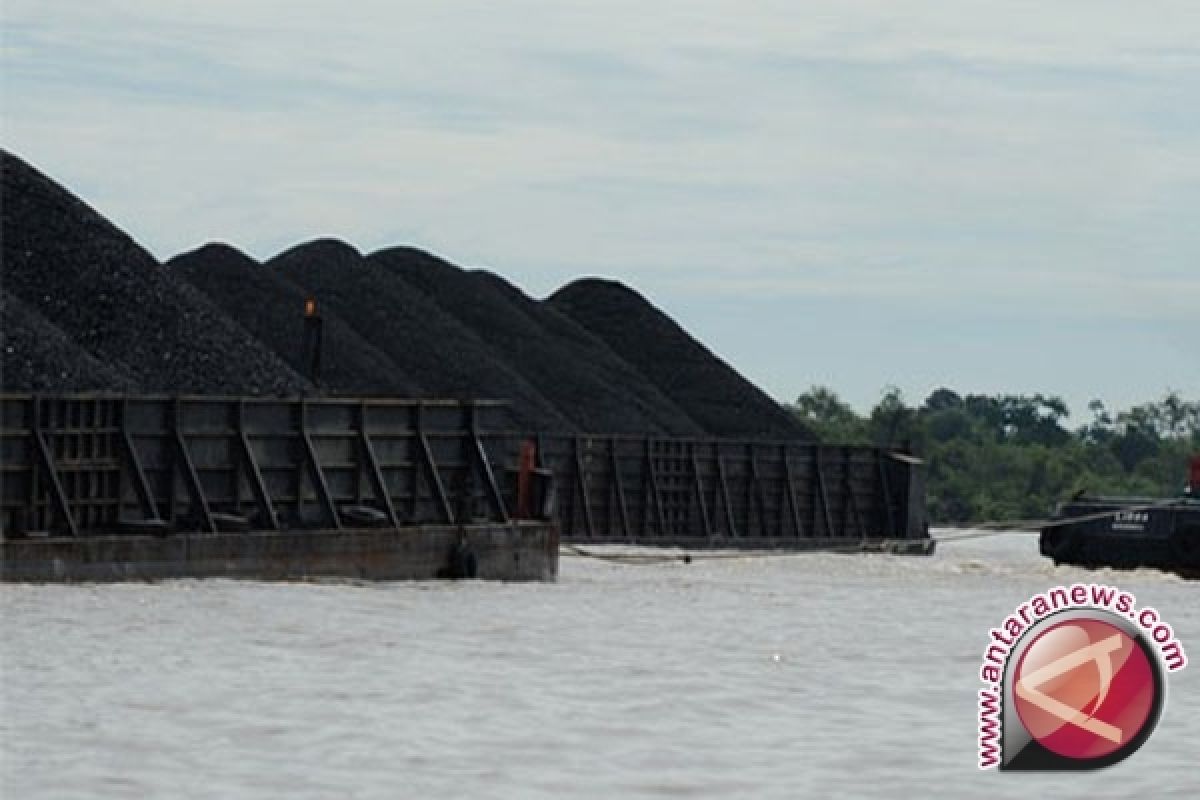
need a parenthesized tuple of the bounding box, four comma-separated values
(1189, 454, 1200, 495)
(516, 439, 536, 518)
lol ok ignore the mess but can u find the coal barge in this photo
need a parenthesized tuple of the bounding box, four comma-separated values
(0, 393, 932, 583)
(1039, 456, 1200, 575)
(0, 394, 558, 583)
(1, 151, 934, 581)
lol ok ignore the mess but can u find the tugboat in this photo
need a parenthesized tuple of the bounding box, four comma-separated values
(1039, 456, 1200, 575)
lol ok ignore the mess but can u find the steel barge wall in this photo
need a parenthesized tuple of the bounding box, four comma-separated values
(0, 394, 931, 583)
(490, 434, 929, 551)
(0, 394, 556, 582)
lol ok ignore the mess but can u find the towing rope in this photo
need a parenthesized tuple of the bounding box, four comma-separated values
(935, 498, 1185, 543)
(560, 498, 1189, 561)
(561, 539, 911, 564)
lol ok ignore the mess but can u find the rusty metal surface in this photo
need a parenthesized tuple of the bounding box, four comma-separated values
(0, 522, 558, 583)
(1, 393, 928, 550)
(0, 394, 513, 538)
(490, 434, 927, 545)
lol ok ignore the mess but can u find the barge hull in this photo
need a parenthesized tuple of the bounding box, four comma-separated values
(1, 522, 558, 583)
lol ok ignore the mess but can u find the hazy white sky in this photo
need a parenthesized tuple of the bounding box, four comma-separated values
(3, 1, 1197, 415)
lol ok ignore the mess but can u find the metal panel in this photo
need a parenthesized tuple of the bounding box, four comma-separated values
(0, 394, 926, 545)
(0, 394, 514, 537)
(499, 433, 925, 545)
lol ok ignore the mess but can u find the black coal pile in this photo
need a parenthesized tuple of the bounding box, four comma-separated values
(0, 150, 308, 395)
(270, 239, 574, 431)
(0, 290, 137, 391)
(170, 243, 423, 396)
(2, 148, 814, 441)
(369, 247, 704, 435)
(548, 279, 810, 439)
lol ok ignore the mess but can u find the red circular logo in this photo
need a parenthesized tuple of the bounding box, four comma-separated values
(1013, 617, 1157, 761)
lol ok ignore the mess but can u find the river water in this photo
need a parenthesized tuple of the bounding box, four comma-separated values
(1, 532, 1196, 799)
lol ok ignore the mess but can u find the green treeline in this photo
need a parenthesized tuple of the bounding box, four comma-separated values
(790, 388, 1200, 526)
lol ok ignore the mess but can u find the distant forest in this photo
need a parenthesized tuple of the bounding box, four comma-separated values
(789, 388, 1199, 526)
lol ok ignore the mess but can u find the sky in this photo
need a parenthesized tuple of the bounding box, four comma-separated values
(2, 1, 1197, 418)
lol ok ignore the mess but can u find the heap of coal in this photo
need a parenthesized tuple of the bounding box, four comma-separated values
(1, 149, 809, 441)
(269, 239, 573, 431)
(169, 243, 422, 396)
(0, 150, 308, 395)
(369, 247, 704, 435)
(0, 290, 136, 391)
(549, 279, 809, 439)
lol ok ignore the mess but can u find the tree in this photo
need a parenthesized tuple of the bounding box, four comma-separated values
(1080, 399, 1114, 444)
(922, 387, 964, 413)
(868, 386, 918, 447)
(1158, 391, 1198, 438)
(923, 407, 976, 443)
(790, 386, 867, 444)
(795, 384, 1197, 524)
(1111, 405, 1162, 472)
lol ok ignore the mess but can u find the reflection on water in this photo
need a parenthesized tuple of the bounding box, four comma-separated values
(2, 532, 1196, 799)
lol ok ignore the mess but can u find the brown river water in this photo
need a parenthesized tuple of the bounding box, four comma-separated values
(1, 532, 1196, 798)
